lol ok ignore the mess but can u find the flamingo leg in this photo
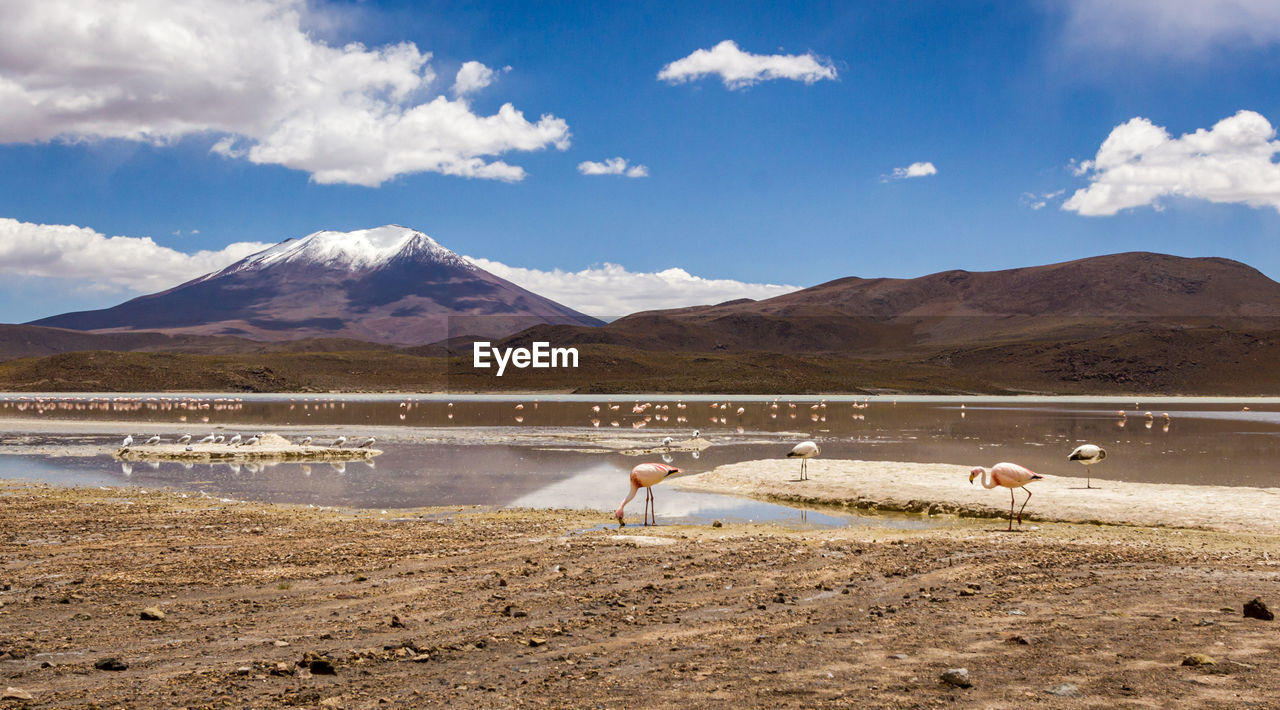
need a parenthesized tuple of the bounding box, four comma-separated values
(648, 488, 657, 525)
(1008, 488, 1015, 531)
(1087, 473, 1093, 489)
(1017, 488, 1032, 524)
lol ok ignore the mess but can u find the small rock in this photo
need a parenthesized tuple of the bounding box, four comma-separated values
(273, 640, 290, 647)
(270, 662, 293, 676)
(1244, 597, 1274, 621)
(1182, 654, 1216, 667)
(94, 658, 127, 671)
(139, 607, 165, 621)
(527, 637, 546, 647)
(2, 687, 34, 701)
(1005, 635, 1032, 645)
(711, 520, 723, 528)
(888, 653, 909, 660)
(940, 668, 972, 688)
(233, 666, 252, 675)
(1195, 619, 1216, 627)
(1045, 683, 1081, 697)
(390, 615, 406, 628)
(1006, 609, 1026, 616)
(502, 605, 527, 618)
(309, 659, 337, 675)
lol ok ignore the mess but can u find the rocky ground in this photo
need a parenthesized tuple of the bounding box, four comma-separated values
(2, 482, 1280, 708)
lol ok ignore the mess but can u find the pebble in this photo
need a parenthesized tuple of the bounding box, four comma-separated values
(1181, 654, 1216, 667)
(2, 687, 34, 701)
(1044, 683, 1081, 697)
(503, 605, 527, 618)
(1005, 635, 1032, 645)
(309, 659, 337, 675)
(94, 657, 127, 671)
(527, 637, 546, 647)
(1243, 597, 1274, 621)
(888, 653, 909, 660)
(711, 520, 723, 528)
(940, 668, 972, 688)
(139, 607, 165, 621)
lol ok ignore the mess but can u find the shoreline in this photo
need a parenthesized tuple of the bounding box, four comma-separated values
(2, 482, 1280, 707)
(671, 459, 1280, 535)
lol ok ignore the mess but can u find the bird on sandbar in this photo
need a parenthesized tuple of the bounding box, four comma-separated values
(615, 462, 680, 527)
(787, 441, 820, 481)
(969, 462, 1044, 531)
(213, 434, 225, 444)
(358, 436, 376, 448)
(121, 434, 134, 449)
(198, 434, 216, 444)
(228, 433, 242, 446)
(331, 436, 347, 448)
(244, 435, 260, 446)
(299, 436, 313, 446)
(1067, 444, 1106, 489)
(662, 436, 674, 448)
(144, 435, 161, 445)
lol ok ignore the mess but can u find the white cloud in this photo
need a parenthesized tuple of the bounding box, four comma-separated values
(889, 162, 937, 180)
(0, 0, 569, 186)
(1060, 0, 1280, 56)
(452, 61, 496, 97)
(658, 40, 837, 89)
(465, 257, 800, 317)
(0, 218, 270, 294)
(1063, 110, 1280, 216)
(577, 157, 649, 178)
(1020, 189, 1065, 210)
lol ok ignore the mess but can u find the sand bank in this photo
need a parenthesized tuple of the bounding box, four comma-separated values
(671, 458, 1280, 534)
(113, 433, 381, 462)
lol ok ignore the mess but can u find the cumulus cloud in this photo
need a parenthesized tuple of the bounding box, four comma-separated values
(1060, 0, 1280, 56)
(0, 0, 569, 186)
(888, 162, 937, 180)
(465, 257, 800, 317)
(658, 40, 837, 89)
(1063, 110, 1280, 216)
(0, 218, 270, 294)
(452, 61, 496, 97)
(577, 157, 649, 178)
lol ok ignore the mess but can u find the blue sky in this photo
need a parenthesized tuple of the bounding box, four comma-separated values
(3, 0, 1280, 321)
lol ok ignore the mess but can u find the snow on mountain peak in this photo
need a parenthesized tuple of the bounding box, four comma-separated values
(224, 225, 471, 274)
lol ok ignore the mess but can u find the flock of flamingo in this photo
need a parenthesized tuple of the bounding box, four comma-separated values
(615, 437, 1112, 532)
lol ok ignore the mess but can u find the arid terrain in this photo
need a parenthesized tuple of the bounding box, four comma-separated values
(2, 482, 1279, 708)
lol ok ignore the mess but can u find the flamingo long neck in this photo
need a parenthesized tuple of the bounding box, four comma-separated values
(615, 482, 639, 518)
(979, 469, 998, 489)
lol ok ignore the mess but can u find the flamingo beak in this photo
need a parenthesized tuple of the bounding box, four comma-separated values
(968, 472, 977, 484)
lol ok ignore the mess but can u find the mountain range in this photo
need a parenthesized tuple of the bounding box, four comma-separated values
(7, 235, 1280, 394)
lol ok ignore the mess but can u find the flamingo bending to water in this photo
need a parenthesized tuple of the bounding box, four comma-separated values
(787, 441, 820, 480)
(615, 463, 680, 526)
(969, 462, 1043, 531)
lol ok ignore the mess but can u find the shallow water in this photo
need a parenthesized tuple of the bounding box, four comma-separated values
(2, 394, 1280, 524)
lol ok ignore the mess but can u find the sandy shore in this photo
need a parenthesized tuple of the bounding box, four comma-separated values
(114, 434, 382, 463)
(670, 459, 1280, 535)
(2, 482, 1280, 707)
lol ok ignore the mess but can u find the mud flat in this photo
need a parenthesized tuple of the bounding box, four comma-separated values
(112, 433, 381, 463)
(671, 459, 1280, 534)
(3, 482, 1280, 707)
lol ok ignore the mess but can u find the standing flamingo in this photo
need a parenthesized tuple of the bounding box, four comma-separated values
(969, 463, 1043, 531)
(787, 441, 820, 480)
(615, 463, 680, 526)
(1067, 444, 1106, 488)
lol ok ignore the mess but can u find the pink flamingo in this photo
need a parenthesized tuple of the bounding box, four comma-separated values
(615, 463, 680, 526)
(969, 462, 1043, 531)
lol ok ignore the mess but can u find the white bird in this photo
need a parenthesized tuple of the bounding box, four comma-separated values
(299, 436, 313, 446)
(228, 433, 242, 446)
(331, 436, 347, 448)
(787, 441, 820, 480)
(121, 434, 134, 449)
(178, 434, 192, 445)
(662, 436, 674, 448)
(184, 445, 193, 452)
(358, 436, 376, 448)
(1067, 444, 1106, 489)
(198, 434, 216, 444)
(244, 435, 260, 446)
(145, 435, 161, 445)
(213, 435, 225, 444)
(692, 429, 701, 438)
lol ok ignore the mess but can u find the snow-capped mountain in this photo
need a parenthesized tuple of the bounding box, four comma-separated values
(32, 225, 602, 345)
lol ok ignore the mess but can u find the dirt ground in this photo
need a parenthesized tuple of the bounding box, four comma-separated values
(3, 482, 1280, 709)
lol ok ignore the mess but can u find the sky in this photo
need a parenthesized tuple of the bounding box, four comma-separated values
(4, 0, 1280, 321)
